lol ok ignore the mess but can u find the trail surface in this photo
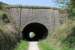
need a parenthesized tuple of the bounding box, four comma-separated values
(28, 42, 40, 50)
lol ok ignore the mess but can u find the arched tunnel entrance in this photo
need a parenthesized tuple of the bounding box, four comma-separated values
(22, 23, 48, 41)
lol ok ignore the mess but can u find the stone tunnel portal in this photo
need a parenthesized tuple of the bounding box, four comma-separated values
(22, 23, 48, 41)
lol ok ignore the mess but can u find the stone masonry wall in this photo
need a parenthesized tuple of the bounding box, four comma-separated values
(6, 7, 68, 33)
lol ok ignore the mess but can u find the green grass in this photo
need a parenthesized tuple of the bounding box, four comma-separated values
(14, 40, 28, 50)
(39, 40, 54, 50)
(14, 40, 75, 50)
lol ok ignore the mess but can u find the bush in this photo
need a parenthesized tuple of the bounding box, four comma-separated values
(0, 23, 21, 50)
(2, 13, 10, 23)
(48, 19, 75, 49)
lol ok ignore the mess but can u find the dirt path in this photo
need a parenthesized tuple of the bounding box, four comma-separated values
(28, 41, 40, 50)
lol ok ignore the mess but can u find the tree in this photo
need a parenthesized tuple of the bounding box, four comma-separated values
(54, 0, 69, 9)
(67, 0, 75, 19)
(55, 0, 75, 19)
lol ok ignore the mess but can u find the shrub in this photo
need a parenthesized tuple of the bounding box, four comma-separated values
(0, 23, 21, 50)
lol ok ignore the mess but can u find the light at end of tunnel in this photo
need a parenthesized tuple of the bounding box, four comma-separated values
(29, 32, 36, 39)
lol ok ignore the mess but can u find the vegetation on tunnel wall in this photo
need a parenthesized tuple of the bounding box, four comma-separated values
(46, 0, 75, 49)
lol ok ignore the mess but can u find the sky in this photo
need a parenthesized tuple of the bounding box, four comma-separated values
(0, 0, 59, 7)
(0, 0, 68, 8)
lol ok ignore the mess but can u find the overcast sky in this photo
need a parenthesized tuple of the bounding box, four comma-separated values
(0, 0, 59, 7)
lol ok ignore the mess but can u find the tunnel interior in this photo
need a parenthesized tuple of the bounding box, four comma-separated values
(22, 23, 48, 41)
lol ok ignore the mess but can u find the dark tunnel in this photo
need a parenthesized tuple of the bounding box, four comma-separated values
(22, 23, 48, 41)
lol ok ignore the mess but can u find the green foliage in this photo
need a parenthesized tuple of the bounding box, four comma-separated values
(63, 27, 75, 48)
(68, 0, 75, 19)
(39, 40, 55, 50)
(14, 40, 28, 50)
(0, 4, 3, 10)
(0, 3, 20, 50)
(0, 23, 20, 50)
(2, 13, 10, 23)
(0, 2, 8, 10)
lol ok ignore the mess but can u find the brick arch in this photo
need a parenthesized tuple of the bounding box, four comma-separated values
(22, 22, 48, 41)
